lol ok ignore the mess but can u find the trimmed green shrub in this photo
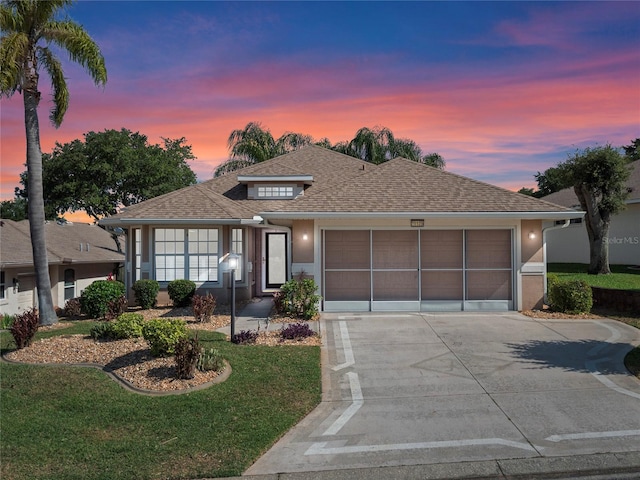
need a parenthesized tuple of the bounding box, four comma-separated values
(9, 308, 39, 349)
(192, 293, 217, 322)
(275, 277, 321, 320)
(550, 280, 593, 314)
(111, 313, 145, 339)
(167, 279, 196, 307)
(546, 273, 560, 306)
(132, 279, 160, 309)
(80, 280, 126, 319)
(90, 322, 114, 341)
(142, 318, 188, 356)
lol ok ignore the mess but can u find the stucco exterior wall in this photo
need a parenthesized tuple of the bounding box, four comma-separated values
(546, 204, 640, 264)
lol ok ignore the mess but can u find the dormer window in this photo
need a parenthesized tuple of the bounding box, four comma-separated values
(238, 174, 313, 200)
(257, 185, 294, 198)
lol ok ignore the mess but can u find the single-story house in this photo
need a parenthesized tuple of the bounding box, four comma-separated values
(0, 220, 124, 316)
(100, 146, 583, 312)
(542, 160, 639, 265)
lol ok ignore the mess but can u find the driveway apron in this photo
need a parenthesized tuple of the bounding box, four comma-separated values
(245, 313, 640, 475)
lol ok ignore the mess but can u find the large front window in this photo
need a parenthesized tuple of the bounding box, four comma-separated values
(154, 228, 219, 282)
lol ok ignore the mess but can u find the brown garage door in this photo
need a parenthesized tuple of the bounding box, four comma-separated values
(323, 229, 513, 312)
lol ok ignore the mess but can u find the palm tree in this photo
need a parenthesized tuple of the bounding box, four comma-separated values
(0, 0, 107, 325)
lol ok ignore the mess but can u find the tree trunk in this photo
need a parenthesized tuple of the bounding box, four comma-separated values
(574, 184, 611, 275)
(24, 90, 58, 325)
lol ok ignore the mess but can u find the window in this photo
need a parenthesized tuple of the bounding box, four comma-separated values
(257, 185, 294, 198)
(0, 271, 5, 300)
(64, 269, 75, 301)
(154, 228, 219, 283)
(134, 228, 142, 281)
(231, 228, 244, 282)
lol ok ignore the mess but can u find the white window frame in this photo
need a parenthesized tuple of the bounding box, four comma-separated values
(256, 185, 294, 199)
(154, 228, 221, 284)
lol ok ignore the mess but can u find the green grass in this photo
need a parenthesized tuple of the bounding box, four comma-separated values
(0, 322, 321, 480)
(548, 263, 640, 291)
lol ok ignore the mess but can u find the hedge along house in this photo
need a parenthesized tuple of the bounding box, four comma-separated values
(100, 146, 583, 312)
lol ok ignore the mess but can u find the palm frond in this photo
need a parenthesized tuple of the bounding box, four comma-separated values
(43, 20, 107, 86)
(37, 46, 68, 127)
(0, 31, 28, 94)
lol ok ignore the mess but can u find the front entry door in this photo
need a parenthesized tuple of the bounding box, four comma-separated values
(265, 232, 287, 289)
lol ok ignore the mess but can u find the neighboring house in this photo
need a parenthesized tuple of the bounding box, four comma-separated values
(542, 160, 640, 265)
(0, 220, 124, 316)
(100, 146, 582, 312)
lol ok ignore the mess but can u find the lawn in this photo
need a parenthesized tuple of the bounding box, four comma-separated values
(0, 322, 321, 480)
(548, 263, 640, 291)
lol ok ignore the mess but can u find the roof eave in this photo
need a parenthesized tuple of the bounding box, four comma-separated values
(260, 211, 586, 220)
(99, 217, 263, 226)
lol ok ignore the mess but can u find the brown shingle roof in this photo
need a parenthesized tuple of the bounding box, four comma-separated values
(0, 220, 124, 267)
(101, 145, 576, 224)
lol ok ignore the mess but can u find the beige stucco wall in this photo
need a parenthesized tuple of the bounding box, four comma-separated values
(521, 219, 543, 263)
(521, 274, 544, 310)
(292, 220, 314, 263)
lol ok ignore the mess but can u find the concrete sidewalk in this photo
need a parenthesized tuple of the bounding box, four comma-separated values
(215, 297, 320, 336)
(238, 312, 640, 479)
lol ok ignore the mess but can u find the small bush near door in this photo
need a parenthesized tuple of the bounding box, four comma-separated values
(132, 279, 160, 309)
(167, 279, 196, 307)
(274, 278, 321, 320)
(549, 280, 593, 314)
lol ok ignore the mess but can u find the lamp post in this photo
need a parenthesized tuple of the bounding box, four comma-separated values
(228, 253, 239, 341)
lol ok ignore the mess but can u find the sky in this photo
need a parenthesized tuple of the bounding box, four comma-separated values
(1, 1, 639, 216)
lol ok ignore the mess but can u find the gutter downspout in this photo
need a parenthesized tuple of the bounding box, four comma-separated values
(542, 219, 571, 302)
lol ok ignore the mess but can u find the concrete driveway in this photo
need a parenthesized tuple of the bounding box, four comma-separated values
(245, 312, 640, 477)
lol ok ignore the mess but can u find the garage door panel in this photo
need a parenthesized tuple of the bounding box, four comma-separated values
(372, 231, 418, 269)
(466, 270, 512, 300)
(421, 230, 463, 269)
(325, 271, 370, 301)
(421, 270, 463, 300)
(373, 271, 419, 301)
(325, 230, 370, 269)
(466, 230, 512, 269)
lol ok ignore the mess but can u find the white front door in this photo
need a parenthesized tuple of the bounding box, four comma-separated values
(264, 232, 288, 290)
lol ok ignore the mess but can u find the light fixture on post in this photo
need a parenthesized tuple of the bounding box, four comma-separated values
(228, 253, 240, 341)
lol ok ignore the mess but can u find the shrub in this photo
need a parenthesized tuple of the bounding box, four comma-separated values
(9, 308, 39, 349)
(111, 313, 145, 339)
(104, 295, 128, 321)
(198, 347, 225, 372)
(275, 277, 321, 320)
(1, 313, 14, 330)
(142, 318, 188, 357)
(192, 293, 217, 322)
(174, 335, 201, 379)
(167, 279, 196, 307)
(546, 273, 560, 306)
(232, 329, 259, 345)
(63, 298, 82, 319)
(550, 280, 593, 314)
(280, 322, 316, 341)
(132, 279, 160, 309)
(80, 280, 126, 319)
(90, 322, 114, 341)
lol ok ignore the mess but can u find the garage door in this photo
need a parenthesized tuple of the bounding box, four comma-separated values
(322, 229, 513, 312)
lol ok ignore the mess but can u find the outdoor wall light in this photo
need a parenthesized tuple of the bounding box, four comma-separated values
(302, 233, 309, 241)
(528, 232, 536, 240)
